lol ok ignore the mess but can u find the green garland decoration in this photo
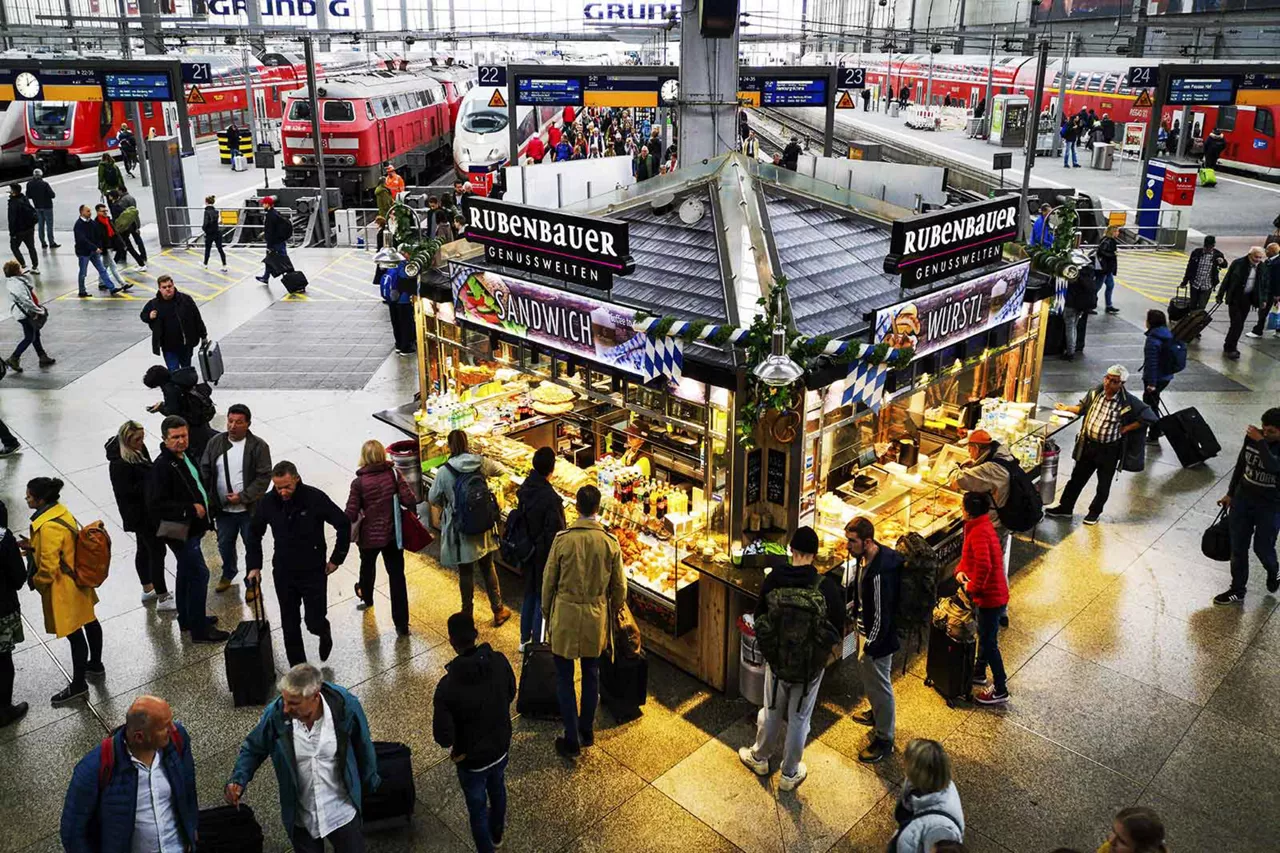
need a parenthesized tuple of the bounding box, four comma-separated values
(1023, 198, 1079, 278)
(386, 200, 445, 276)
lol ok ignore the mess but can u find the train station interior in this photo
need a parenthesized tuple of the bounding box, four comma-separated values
(2, 2, 1280, 852)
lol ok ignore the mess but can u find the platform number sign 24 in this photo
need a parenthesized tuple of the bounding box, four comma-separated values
(840, 67, 866, 89)
(1127, 66, 1156, 89)
(478, 65, 507, 88)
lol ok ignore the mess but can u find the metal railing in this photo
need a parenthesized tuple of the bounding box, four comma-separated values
(163, 206, 296, 249)
(1072, 207, 1188, 251)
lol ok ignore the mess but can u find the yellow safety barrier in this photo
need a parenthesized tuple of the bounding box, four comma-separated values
(215, 130, 254, 165)
(219, 210, 240, 226)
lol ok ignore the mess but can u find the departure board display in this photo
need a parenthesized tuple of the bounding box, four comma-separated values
(1168, 75, 1238, 106)
(1241, 72, 1280, 90)
(738, 74, 829, 108)
(102, 72, 174, 102)
(516, 76, 583, 106)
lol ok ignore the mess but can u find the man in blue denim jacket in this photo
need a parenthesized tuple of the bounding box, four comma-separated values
(62, 695, 199, 852)
(225, 664, 380, 852)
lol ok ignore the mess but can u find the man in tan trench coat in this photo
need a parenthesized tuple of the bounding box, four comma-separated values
(542, 485, 627, 758)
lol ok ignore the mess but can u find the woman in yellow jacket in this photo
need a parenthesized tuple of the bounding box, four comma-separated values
(18, 477, 103, 705)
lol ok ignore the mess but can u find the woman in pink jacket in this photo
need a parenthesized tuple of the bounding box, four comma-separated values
(956, 491, 1009, 706)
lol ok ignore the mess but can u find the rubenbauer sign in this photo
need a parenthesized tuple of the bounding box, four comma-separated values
(873, 261, 1030, 360)
(883, 195, 1020, 287)
(460, 195, 634, 290)
(450, 262, 646, 376)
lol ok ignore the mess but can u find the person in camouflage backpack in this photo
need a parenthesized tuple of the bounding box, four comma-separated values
(738, 527, 842, 792)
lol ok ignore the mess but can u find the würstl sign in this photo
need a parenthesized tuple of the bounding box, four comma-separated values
(884, 195, 1020, 287)
(461, 196, 634, 290)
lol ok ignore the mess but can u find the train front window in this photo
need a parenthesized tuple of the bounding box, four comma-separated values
(287, 100, 311, 121)
(1255, 109, 1274, 138)
(322, 100, 354, 122)
(461, 104, 508, 134)
(1217, 107, 1237, 132)
(29, 104, 71, 128)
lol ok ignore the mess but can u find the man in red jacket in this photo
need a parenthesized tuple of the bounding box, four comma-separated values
(956, 491, 1009, 705)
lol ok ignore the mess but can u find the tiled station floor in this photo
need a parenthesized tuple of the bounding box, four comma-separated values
(1, 247, 1279, 852)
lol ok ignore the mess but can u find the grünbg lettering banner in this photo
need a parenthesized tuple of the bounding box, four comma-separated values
(873, 261, 1030, 360)
(450, 262, 646, 376)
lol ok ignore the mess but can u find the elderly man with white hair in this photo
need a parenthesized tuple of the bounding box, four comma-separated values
(1045, 365, 1156, 525)
(226, 663, 380, 852)
(1217, 245, 1270, 359)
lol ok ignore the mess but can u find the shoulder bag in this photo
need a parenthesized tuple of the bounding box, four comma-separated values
(394, 470, 433, 552)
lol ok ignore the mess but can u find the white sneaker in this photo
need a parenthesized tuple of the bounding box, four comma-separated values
(1247, 331, 1262, 339)
(737, 746, 770, 776)
(137, 265, 148, 272)
(778, 762, 808, 791)
(140, 588, 158, 603)
(156, 594, 178, 612)
(30, 268, 40, 276)
(355, 601, 373, 611)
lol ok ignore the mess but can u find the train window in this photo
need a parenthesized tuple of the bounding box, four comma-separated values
(1087, 73, 1103, 91)
(322, 100, 355, 122)
(391, 95, 403, 113)
(142, 102, 154, 118)
(1255, 108, 1274, 137)
(1102, 74, 1120, 94)
(100, 101, 114, 139)
(461, 100, 508, 134)
(367, 101, 376, 120)
(1217, 106, 1237, 132)
(381, 98, 391, 115)
(288, 100, 312, 121)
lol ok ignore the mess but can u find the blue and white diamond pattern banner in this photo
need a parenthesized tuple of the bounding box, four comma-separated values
(842, 361, 889, 412)
(641, 336, 684, 383)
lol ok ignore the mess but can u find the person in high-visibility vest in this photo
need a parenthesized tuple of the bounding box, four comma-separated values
(385, 165, 405, 199)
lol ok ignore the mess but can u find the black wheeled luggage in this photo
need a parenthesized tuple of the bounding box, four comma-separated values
(1167, 283, 1193, 324)
(600, 651, 648, 722)
(282, 270, 308, 293)
(924, 624, 976, 707)
(1158, 405, 1221, 468)
(1171, 301, 1219, 343)
(195, 804, 264, 853)
(516, 642, 560, 720)
(362, 741, 415, 825)
(224, 581, 274, 707)
(263, 249, 293, 277)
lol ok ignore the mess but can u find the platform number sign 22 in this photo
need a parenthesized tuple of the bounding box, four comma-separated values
(1127, 66, 1155, 89)
(478, 65, 507, 88)
(840, 67, 866, 89)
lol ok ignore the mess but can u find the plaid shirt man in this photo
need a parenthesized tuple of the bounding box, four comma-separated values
(1082, 392, 1124, 444)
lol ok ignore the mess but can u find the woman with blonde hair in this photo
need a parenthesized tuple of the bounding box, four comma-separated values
(345, 438, 418, 635)
(105, 420, 172, 609)
(18, 477, 103, 705)
(889, 738, 965, 852)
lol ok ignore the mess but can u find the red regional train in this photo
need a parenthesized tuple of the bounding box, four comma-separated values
(849, 54, 1280, 178)
(22, 51, 376, 170)
(279, 70, 459, 199)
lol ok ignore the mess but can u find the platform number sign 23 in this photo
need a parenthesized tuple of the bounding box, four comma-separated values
(1127, 66, 1156, 90)
(478, 65, 507, 88)
(839, 67, 866, 89)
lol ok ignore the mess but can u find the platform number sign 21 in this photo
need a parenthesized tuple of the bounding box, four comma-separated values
(478, 65, 507, 88)
(840, 67, 866, 89)
(1127, 66, 1155, 89)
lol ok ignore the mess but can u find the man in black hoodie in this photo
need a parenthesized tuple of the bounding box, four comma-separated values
(515, 447, 566, 648)
(1214, 408, 1280, 605)
(7, 185, 39, 275)
(847, 516, 903, 764)
(738, 527, 842, 792)
(146, 416, 229, 644)
(433, 612, 516, 853)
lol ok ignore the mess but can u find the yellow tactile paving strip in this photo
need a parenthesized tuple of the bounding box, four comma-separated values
(1115, 250, 1192, 304)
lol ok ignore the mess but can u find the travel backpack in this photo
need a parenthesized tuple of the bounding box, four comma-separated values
(187, 383, 217, 427)
(499, 503, 537, 567)
(1161, 336, 1189, 375)
(49, 517, 112, 588)
(754, 578, 838, 692)
(114, 206, 139, 232)
(444, 462, 500, 537)
(991, 456, 1043, 533)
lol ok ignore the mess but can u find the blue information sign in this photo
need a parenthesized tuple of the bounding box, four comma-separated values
(1168, 76, 1237, 106)
(102, 72, 174, 101)
(762, 77, 827, 106)
(515, 76, 582, 106)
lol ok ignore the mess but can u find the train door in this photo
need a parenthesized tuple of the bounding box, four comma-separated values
(162, 102, 179, 136)
(254, 89, 269, 141)
(375, 97, 390, 165)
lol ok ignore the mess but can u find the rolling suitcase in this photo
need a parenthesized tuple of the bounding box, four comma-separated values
(282, 270, 308, 294)
(1167, 283, 1193, 324)
(263, 249, 293, 277)
(199, 340, 225, 386)
(1199, 167, 1217, 187)
(516, 640, 560, 720)
(232, 154, 248, 172)
(1171, 301, 1218, 343)
(195, 804, 264, 853)
(362, 741, 415, 825)
(224, 581, 274, 707)
(600, 651, 648, 722)
(1157, 405, 1221, 468)
(924, 623, 976, 707)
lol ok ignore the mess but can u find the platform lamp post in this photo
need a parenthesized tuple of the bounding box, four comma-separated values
(301, 35, 332, 247)
(1018, 37, 1051, 242)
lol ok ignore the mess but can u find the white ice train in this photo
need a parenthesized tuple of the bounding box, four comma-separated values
(0, 103, 26, 169)
(452, 85, 564, 184)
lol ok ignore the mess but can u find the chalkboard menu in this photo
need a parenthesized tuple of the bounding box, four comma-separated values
(746, 449, 762, 505)
(767, 449, 787, 505)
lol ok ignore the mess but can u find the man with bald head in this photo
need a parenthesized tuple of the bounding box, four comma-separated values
(1218, 246, 1270, 359)
(62, 695, 199, 852)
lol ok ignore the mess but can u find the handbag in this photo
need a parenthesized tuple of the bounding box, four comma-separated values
(155, 519, 191, 542)
(1267, 304, 1280, 331)
(1201, 507, 1232, 562)
(393, 471, 433, 552)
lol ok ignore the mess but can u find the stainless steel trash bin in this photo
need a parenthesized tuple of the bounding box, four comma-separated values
(387, 440, 423, 502)
(889, 103, 900, 118)
(1091, 144, 1115, 170)
(1039, 440, 1061, 506)
(740, 632, 765, 706)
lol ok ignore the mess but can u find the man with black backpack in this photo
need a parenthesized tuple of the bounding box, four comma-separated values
(739, 527, 842, 791)
(505, 447, 566, 650)
(256, 196, 294, 285)
(950, 430, 1043, 534)
(846, 517, 903, 764)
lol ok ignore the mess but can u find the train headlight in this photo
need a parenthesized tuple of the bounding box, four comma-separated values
(344, 155, 356, 165)
(292, 155, 304, 166)
(487, 148, 502, 160)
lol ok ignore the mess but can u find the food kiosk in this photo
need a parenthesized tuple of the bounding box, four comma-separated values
(377, 154, 1061, 694)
